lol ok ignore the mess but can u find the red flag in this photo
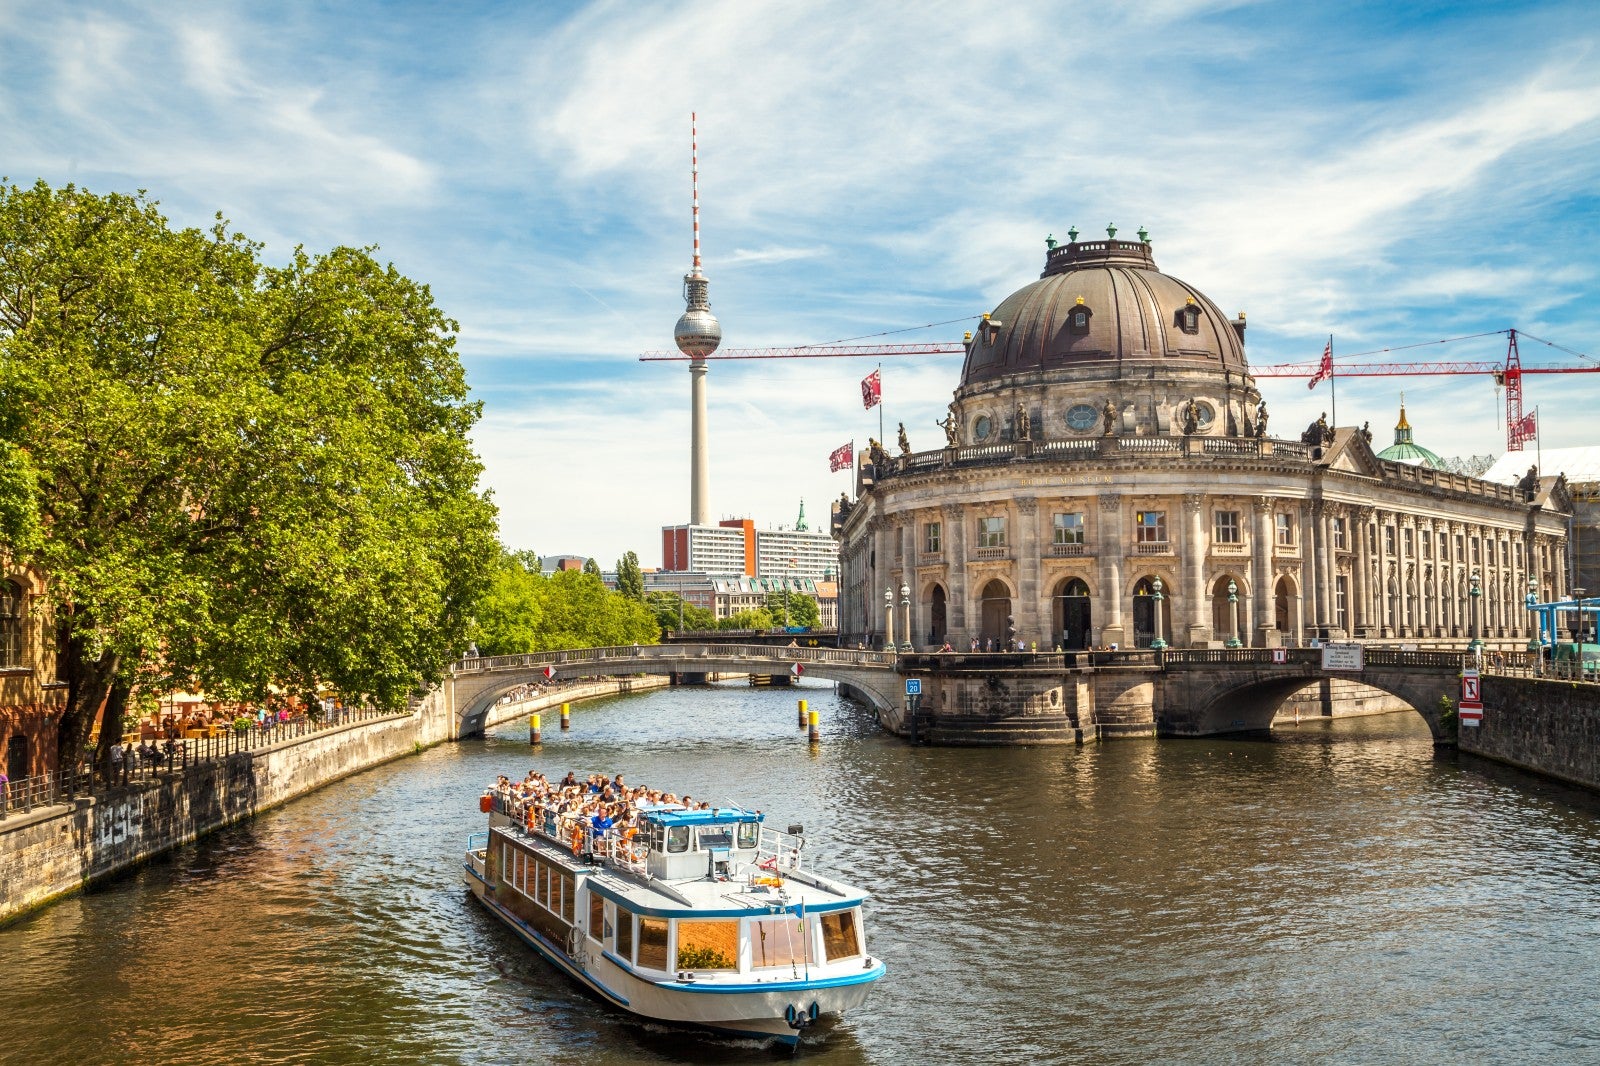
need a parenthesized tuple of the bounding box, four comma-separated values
(861, 369, 881, 409)
(828, 441, 854, 472)
(1513, 411, 1537, 445)
(1308, 340, 1333, 390)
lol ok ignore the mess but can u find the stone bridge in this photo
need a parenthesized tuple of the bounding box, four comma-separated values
(436, 643, 1472, 745)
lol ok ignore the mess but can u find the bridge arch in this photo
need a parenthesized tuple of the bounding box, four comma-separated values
(1164, 664, 1460, 741)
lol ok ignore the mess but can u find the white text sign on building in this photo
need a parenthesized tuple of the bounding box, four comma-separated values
(1321, 644, 1364, 672)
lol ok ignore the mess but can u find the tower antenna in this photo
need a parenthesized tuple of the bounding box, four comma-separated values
(674, 112, 721, 526)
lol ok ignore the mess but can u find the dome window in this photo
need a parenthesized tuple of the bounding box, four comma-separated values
(1175, 298, 1201, 335)
(1069, 297, 1093, 334)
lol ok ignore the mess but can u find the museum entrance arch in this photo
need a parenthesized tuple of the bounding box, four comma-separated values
(1054, 577, 1092, 649)
(1211, 574, 1245, 645)
(927, 584, 948, 645)
(979, 579, 1012, 649)
(1275, 575, 1300, 644)
(1131, 576, 1172, 649)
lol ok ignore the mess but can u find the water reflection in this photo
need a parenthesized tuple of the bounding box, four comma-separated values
(3, 682, 1600, 1064)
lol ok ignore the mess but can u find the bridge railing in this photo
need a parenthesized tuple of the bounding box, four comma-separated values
(456, 644, 898, 673)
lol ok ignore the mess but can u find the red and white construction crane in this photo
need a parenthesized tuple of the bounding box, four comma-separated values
(641, 328, 1596, 452)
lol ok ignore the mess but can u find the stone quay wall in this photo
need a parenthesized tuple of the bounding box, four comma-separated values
(479, 676, 669, 732)
(1459, 676, 1600, 791)
(0, 676, 660, 926)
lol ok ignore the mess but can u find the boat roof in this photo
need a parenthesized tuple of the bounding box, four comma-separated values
(642, 806, 762, 827)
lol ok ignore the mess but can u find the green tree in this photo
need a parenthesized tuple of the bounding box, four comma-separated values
(615, 550, 644, 601)
(0, 181, 499, 769)
(720, 608, 775, 631)
(766, 589, 820, 629)
(474, 548, 658, 653)
(583, 557, 601, 577)
(646, 591, 715, 634)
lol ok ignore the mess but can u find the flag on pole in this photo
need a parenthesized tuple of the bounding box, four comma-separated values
(1308, 340, 1333, 390)
(828, 441, 854, 472)
(1513, 411, 1537, 446)
(861, 369, 882, 409)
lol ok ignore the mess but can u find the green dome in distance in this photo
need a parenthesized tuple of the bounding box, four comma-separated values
(1375, 397, 1444, 469)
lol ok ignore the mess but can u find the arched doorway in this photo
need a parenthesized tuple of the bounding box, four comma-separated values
(979, 579, 1012, 649)
(1132, 576, 1172, 649)
(928, 584, 948, 645)
(1054, 577, 1092, 649)
(1211, 575, 1244, 645)
(1275, 575, 1299, 644)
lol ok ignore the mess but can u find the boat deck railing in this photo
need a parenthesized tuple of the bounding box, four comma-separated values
(757, 826, 805, 874)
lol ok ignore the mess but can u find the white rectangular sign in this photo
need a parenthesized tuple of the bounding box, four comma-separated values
(1321, 643, 1364, 672)
(1459, 667, 1482, 726)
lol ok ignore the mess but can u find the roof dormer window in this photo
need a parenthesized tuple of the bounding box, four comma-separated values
(1069, 297, 1092, 334)
(1175, 298, 1201, 335)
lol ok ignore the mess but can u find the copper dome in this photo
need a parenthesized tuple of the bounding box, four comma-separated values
(959, 238, 1248, 388)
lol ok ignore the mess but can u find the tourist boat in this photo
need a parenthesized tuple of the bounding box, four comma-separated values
(463, 782, 886, 1046)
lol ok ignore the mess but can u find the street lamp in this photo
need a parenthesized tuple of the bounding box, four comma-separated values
(1150, 576, 1168, 650)
(884, 586, 896, 652)
(1225, 578, 1242, 648)
(1468, 568, 1483, 655)
(899, 583, 913, 652)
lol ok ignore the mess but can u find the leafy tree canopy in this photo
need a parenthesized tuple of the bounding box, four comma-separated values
(645, 591, 715, 634)
(0, 180, 499, 764)
(765, 589, 820, 629)
(719, 608, 774, 631)
(615, 550, 643, 601)
(474, 547, 658, 655)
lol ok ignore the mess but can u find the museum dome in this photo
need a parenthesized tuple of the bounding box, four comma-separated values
(959, 232, 1249, 389)
(1376, 400, 1444, 469)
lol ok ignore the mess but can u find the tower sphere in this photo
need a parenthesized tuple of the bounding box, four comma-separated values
(675, 273, 722, 359)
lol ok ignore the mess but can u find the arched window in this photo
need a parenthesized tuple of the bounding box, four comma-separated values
(1055, 578, 1092, 649)
(0, 580, 22, 668)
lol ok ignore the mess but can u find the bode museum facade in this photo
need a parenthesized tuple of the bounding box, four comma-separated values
(834, 234, 1572, 655)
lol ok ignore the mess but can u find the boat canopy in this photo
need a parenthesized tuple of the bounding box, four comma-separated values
(643, 806, 762, 828)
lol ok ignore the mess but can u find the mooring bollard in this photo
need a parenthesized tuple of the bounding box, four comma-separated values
(798, 698, 808, 729)
(530, 713, 542, 746)
(807, 708, 820, 744)
(561, 702, 571, 731)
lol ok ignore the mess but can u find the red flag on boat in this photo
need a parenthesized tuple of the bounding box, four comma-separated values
(828, 441, 853, 472)
(1308, 340, 1333, 390)
(861, 369, 881, 409)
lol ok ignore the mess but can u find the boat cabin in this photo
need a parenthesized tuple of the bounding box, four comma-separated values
(641, 807, 764, 880)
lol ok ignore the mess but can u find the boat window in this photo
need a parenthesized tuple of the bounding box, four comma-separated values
(637, 917, 670, 970)
(697, 827, 732, 850)
(557, 871, 574, 922)
(535, 858, 548, 905)
(749, 916, 808, 970)
(616, 906, 634, 961)
(646, 823, 666, 853)
(821, 909, 862, 962)
(589, 891, 605, 940)
(736, 821, 759, 849)
(675, 920, 739, 971)
(666, 825, 690, 853)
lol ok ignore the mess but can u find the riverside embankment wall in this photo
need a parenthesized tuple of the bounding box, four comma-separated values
(1459, 675, 1600, 791)
(0, 676, 663, 926)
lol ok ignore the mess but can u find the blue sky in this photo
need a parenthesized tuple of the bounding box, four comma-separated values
(3, 1, 1597, 567)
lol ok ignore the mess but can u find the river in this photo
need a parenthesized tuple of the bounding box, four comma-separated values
(3, 681, 1600, 1064)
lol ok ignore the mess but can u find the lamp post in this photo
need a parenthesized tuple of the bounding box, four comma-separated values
(884, 587, 895, 652)
(1225, 578, 1242, 648)
(1468, 569, 1483, 655)
(1150, 576, 1168, 650)
(899, 583, 913, 652)
(1526, 578, 1542, 654)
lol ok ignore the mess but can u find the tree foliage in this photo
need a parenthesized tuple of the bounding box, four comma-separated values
(0, 180, 499, 766)
(765, 589, 820, 629)
(473, 548, 658, 655)
(719, 608, 775, 631)
(645, 591, 715, 634)
(615, 550, 644, 601)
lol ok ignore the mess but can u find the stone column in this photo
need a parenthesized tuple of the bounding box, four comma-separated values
(1184, 493, 1208, 646)
(1353, 506, 1373, 636)
(1252, 496, 1276, 646)
(1313, 503, 1332, 637)
(902, 520, 919, 646)
(1302, 501, 1319, 638)
(945, 504, 968, 641)
(1446, 522, 1461, 636)
(1017, 498, 1041, 646)
(1396, 514, 1412, 637)
(1098, 493, 1125, 647)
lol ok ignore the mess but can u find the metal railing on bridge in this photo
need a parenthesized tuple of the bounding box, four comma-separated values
(456, 644, 899, 673)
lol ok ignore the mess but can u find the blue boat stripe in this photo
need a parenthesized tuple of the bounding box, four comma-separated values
(478, 893, 631, 1008)
(659, 964, 886, 994)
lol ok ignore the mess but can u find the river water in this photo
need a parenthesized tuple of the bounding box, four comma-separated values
(4, 682, 1600, 1065)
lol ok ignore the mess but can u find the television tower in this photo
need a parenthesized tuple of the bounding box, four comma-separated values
(674, 112, 722, 526)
